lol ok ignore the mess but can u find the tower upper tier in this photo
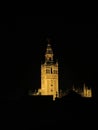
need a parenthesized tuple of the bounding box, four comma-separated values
(45, 44, 54, 64)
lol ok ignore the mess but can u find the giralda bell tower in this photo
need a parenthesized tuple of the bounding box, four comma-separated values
(41, 41, 59, 100)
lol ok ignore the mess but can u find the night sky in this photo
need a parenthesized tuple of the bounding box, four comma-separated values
(0, 16, 97, 100)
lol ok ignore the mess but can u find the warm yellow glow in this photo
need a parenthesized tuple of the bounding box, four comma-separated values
(41, 64, 59, 100)
(31, 43, 59, 100)
(30, 43, 93, 100)
(72, 83, 92, 98)
(39, 44, 59, 100)
(83, 84, 92, 97)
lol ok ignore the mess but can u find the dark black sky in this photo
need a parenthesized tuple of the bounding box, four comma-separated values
(0, 16, 97, 100)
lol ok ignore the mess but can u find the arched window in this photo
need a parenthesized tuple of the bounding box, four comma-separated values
(49, 57, 51, 61)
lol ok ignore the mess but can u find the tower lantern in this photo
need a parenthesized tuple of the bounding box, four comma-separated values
(45, 43, 53, 63)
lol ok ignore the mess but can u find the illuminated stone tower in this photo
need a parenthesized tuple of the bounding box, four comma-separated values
(41, 42, 59, 100)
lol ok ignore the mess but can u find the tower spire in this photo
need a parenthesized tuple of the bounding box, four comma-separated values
(45, 39, 53, 63)
(47, 38, 50, 44)
(46, 38, 51, 45)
